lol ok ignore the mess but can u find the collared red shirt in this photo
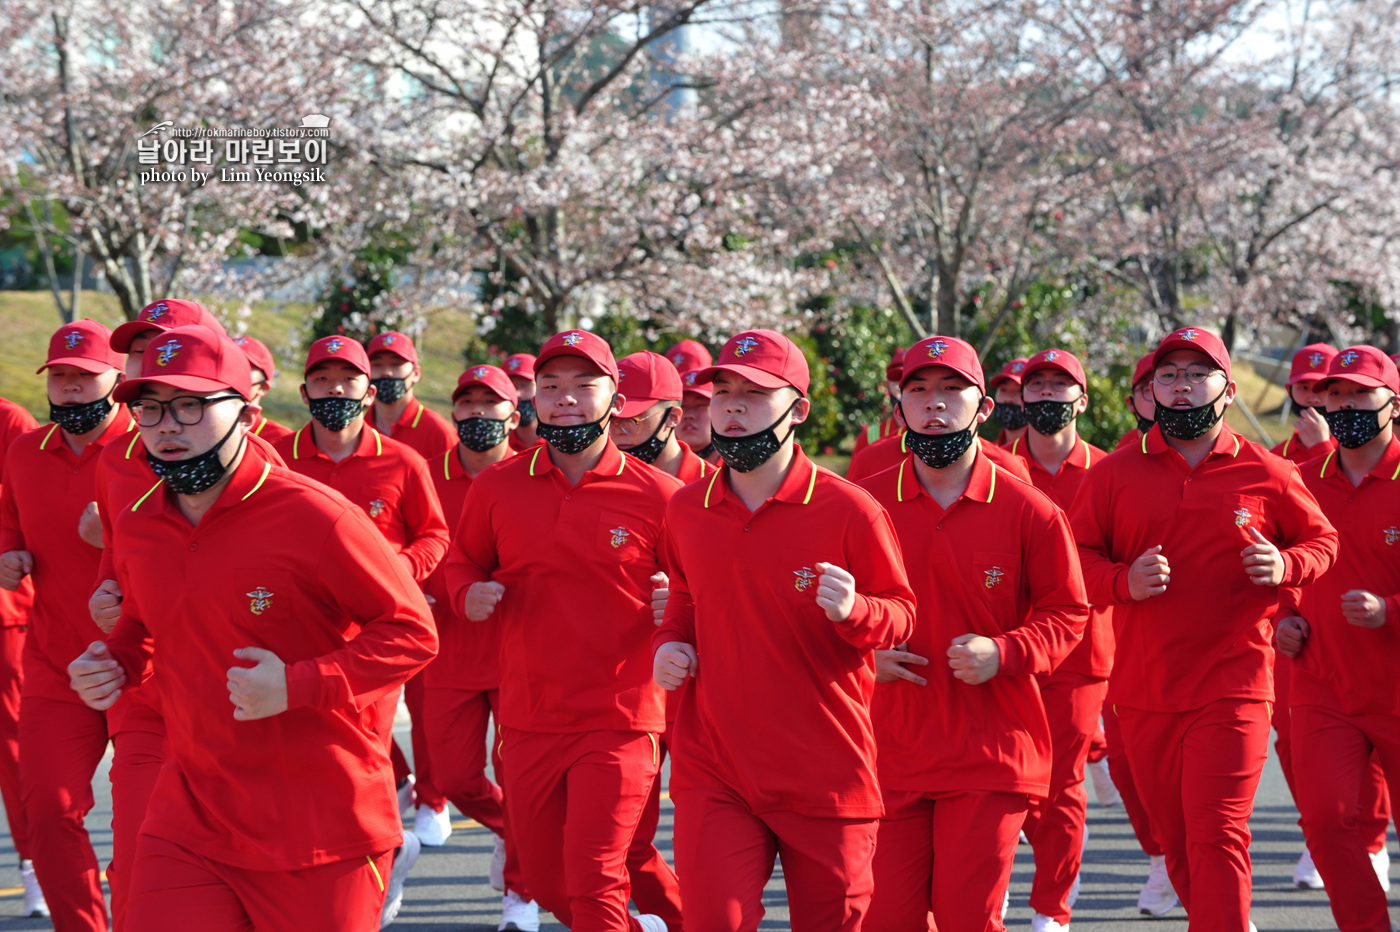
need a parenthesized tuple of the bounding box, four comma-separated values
(105, 451, 436, 871)
(378, 398, 457, 460)
(846, 430, 1032, 484)
(1008, 433, 1113, 677)
(250, 415, 294, 443)
(1271, 429, 1337, 466)
(673, 441, 714, 485)
(444, 438, 682, 734)
(1069, 423, 1338, 712)
(421, 446, 512, 691)
(860, 451, 1088, 797)
(275, 424, 448, 581)
(0, 398, 37, 628)
(655, 447, 916, 818)
(852, 415, 900, 453)
(0, 411, 134, 699)
(1285, 439, 1400, 716)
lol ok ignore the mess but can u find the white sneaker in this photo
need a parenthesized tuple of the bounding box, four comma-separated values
(1371, 845, 1391, 892)
(1019, 829, 1029, 844)
(380, 830, 421, 929)
(499, 890, 540, 932)
(1138, 854, 1178, 916)
(396, 775, 415, 818)
(1031, 913, 1068, 932)
(1001, 888, 1010, 921)
(1248, 923, 1258, 932)
(1293, 846, 1324, 889)
(413, 804, 452, 847)
(1087, 758, 1120, 807)
(634, 916, 667, 932)
(20, 859, 48, 918)
(489, 833, 507, 892)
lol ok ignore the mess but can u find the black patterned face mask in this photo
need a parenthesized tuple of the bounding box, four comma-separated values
(1324, 402, 1394, 449)
(371, 377, 408, 404)
(454, 416, 510, 452)
(308, 394, 367, 432)
(993, 402, 1026, 431)
(50, 385, 116, 436)
(1155, 386, 1228, 441)
(149, 414, 247, 495)
(709, 401, 799, 473)
(1023, 399, 1077, 436)
(1135, 413, 1155, 434)
(516, 399, 537, 426)
(536, 397, 614, 455)
(900, 400, 981, 469)
(622, 416, 674, 465)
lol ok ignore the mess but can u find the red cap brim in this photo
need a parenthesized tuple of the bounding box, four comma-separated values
(693, 363, 794, 392)
(114, 374, 244, 403)
(619, 396, 668, 418)
(110, 320, 166, 354)
(1318, 373, 1393, 390)
(37, 356, 121, 375)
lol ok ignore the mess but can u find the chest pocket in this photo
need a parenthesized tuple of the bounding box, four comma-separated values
(596, 514, 650, 564)
(1373, 514, 1400, 554)
(1223, 494, 1269, 541)
(227, 570, 296, 638)
(973, 551, 1019, 602)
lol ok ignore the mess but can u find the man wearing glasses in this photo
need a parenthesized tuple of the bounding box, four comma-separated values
(1007, 349, 1110, 932)
(1070, 327, 1338, 931)
(611, 352, 714, 483)
(232, 336, 294, 442)
(66, 325, 436, 930)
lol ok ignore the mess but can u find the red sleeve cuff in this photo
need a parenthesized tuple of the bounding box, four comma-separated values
(1386, 597, 1400, 634)
(1112, 567, 1133, 604)
(651, 629, 686, 656)
(992, 635, 1025, 677)
(0, 530, 25, 554)
(838, 593, 871, 629)
(284, 660, 322, 710)
(1279, 550, 1302, 588)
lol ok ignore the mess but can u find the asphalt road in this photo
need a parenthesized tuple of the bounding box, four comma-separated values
(0, 714, 1388, 930)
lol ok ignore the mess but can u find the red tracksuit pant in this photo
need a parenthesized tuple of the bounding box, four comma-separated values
(1117, 698, 1270, 932)
(1291, 704, 1400, 932)
(1102, 703, 1161, 857)
(126, 833, 391, 931)
(503, 728, 659, 932)
(1022, 672, 1106, 922)
(20, 694, 165, 932)
(0, 626, 28, 860)
(627, 739, 683, 931)
(421, 686, 532, 898)
(1272, 658, 1389, 853)
(672, 786, 877, 932)
(866, 788, 1028, 932)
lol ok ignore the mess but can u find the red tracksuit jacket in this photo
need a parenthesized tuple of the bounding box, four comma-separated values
(275, 424, 449, 582)
(1007, 434, 1113, 678)
(656, 448, 916, 818)
(1284, 440, 1400, 716)
(105, 453, 437, 870)
(0, 413, 134, 700)
(1069, 423, 1338, 711)
(0, 399, 37, 628)
(444, 439, 682, 734)
(861, 452, 1088, 797)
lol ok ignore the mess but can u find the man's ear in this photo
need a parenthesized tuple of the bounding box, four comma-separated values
(664, 406, 682, 429)
(363, 383, 378, 407)
(789, 395, 811, 426)
(975, 394, 996, 425)
(299, 384, 310, 405)
(1222, 381, 1239, 406)
(1075, 391, 1090, 416)
(239, 404, 262, 428)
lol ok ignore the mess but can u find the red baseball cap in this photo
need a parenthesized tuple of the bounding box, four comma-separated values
(452, 364, 519, 405)
(535, 330, 620, 381)
(232, 336, 276, 381)
(366, 331, 418, 366)
(617, 352, 684, 418)
(988, 357, 1029, 390)
(1153, 326, 1231, 378)
(900, 335, 985, 393)
(1287, 343, 1338, 386)
(665, 340, 712, 373)
(503, 353, 537, 381)
(110, 299, 227, 353)
(1320, 345, 1400, 393)
(1022, 348, 1087, 391)
(38, 319, 123, 374)
(885, 346, 908, 383)
(304, 335, 372, 377)
(680, 368, 713, 400)
(114, 327, 253, 402)
(695, 330, 810, 395)
(1130, 352, 1155, 388)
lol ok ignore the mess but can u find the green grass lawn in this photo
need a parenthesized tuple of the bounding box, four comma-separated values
(0, 291, 476, 429)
